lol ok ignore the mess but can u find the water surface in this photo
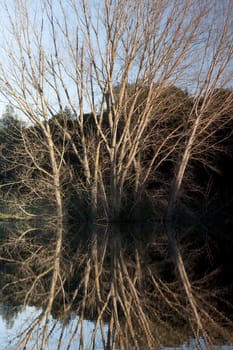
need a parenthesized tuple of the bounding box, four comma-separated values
(0, 220, 232, 349)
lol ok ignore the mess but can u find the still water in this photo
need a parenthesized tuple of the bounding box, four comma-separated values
(0, 305, 233, 350)
(0, 220, 232, 349)
(0, 305, 105, 349)
(1, 305, 233, 350)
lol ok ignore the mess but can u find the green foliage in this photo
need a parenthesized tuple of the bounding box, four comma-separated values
(0, 105, 25, 187)
(1, 104, 24, 130)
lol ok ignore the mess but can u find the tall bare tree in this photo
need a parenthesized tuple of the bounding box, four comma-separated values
(1, 0, 226, 220)
(166, 0, 233, 219)
(0, 2, 232, 346)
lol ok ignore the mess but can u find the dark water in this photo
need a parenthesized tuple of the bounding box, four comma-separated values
(0, 220, 232, 349)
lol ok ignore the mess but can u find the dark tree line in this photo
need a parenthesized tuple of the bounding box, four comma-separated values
(0, 87, 233, 223)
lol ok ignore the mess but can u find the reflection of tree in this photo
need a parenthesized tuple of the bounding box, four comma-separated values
(0, 303, 23, 329)
(0, 223, 233, 349)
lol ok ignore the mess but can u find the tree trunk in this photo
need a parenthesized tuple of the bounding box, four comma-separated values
(166, 113, 201, 221)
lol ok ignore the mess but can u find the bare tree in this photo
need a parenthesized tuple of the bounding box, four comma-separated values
(0, 1, 232, 348)
(0, 0, 224, 220)
(74, 0, 211, 219)
(0, 4, 71, 346)
(166, 0, 233, 220)
(161, 4, 233, 341)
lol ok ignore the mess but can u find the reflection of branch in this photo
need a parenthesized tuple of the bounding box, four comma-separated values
(148, 269, 186, 319)
(40, 217, 63, 350)
(15, 310, 45, 350)
(119, 251, 155, 348)
(18, 206, 38, 217)
(166, 222, 212, 349)
(1, 223, 233, 349)
(24, 266, 53, 307)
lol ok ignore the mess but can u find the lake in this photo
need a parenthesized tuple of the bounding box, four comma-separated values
(0, 220, 232, 349)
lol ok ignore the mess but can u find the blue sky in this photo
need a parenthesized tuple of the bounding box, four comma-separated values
(0, 0, 232, 122)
